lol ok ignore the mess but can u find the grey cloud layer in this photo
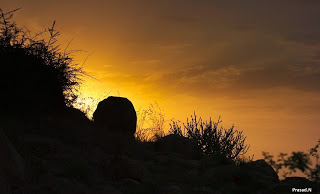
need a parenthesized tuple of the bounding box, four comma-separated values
(3, 0, 320, 95)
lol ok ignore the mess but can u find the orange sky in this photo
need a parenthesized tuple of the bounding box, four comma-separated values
(2, 0, 320, 160)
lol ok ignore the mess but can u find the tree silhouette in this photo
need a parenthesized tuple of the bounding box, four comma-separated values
(0, 8, 84, 116)
(263, 139, 320, 182)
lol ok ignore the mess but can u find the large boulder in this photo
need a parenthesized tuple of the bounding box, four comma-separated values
(241, 159, 279, 185)
(93, 96, 137, 138)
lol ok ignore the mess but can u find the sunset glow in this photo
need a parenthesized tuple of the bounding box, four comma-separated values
(2, 0, 320, 160)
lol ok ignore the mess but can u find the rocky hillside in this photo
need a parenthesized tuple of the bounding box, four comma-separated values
(1, 108, 319, 194)
(1, 8, 319, 194)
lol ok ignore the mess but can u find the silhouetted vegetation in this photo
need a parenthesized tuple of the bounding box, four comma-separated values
(169, 112, 250, 161)
(135, 102, 165, 142)
(263, 139, 320, 182)
(73, 96, 97, 119)
(2, 7, 317, 193)
(0, 8, 85, 115)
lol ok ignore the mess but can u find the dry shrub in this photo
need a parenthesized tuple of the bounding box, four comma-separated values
(135, 102, 165, 142)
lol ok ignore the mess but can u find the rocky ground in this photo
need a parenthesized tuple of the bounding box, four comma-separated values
(1, 107, 319, 194)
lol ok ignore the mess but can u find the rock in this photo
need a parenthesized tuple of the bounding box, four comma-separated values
(6, 106, 93, 146)
(93, 96, 137, 155)
(201, 160, 280, 193)
(45, 152, 99, 187)
(92, 184, 122, 194)
(105, 157, 148, 182)
(82, 146, 112, 175)
(0, 128, 25, 191)
(0, 176, 10, 194)
(21, 135, 65, 157)
(242, 159, 279, 185)
(164, 185, 182, 194)
(154, 134, 201, 160)
(24, 177, 90, 194)
(52, 177, 89, 193)
(54, 107, 93, 144)
(178, 159, 200, 169)
(93, 96, 137, 137)
(282, 176, 314, 186)
(154, 154, 169, 164)
(196, 186, 214, 193)
(272, 177, 318, 193)
(120, 178, 141, 185)
(204, 164, 240, 184)
(185, 169, 199, 177)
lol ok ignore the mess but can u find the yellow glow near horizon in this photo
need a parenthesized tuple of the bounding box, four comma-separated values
(3, 1, 319, 166)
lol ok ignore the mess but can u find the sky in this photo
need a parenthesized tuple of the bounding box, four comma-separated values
(1, 0, 320, 160)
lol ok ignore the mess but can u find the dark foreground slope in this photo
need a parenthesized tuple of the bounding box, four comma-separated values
(1, 112, 319, 194)
(1, 8, 319, 193)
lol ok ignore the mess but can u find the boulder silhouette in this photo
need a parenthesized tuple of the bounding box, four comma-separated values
(93, 96, 137, 137)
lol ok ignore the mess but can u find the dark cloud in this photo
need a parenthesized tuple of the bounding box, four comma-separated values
(2, 0, 320, 96)
(161, 15, 200, 24)
(2, 0, 317, 159)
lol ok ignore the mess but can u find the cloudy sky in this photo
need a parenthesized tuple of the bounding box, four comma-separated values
(2, 0, 320, 158)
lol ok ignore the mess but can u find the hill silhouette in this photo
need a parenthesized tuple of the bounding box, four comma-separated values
(0, 8, 81, 117)
(0, 8, 319, 193)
